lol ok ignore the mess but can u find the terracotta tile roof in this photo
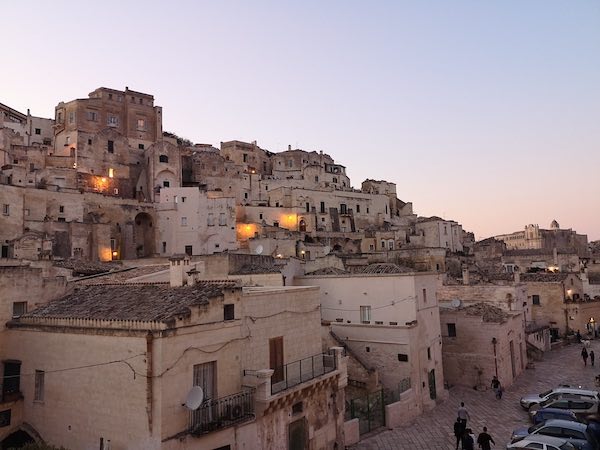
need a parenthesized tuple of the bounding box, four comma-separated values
(230, 264, 280, 275)
(442, 302, 510, 323)
(23, 282, 233, 323)
(520, 273, 570, 282)
(350, 263, 412, 274)
(304, 267, 349, 276)
(76, 265, 169, 284)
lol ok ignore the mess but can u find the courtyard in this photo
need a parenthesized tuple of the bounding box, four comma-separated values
(351, 340, 600, 449)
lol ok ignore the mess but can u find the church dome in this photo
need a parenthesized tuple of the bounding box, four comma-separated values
(550, 219, 560, 230)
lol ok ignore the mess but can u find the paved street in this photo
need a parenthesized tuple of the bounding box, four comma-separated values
(351, 340, 600, 449)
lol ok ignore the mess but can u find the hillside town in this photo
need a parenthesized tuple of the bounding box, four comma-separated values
(1, 87, 599, 449)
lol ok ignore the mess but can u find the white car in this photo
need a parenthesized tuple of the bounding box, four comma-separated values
(520, 388, 600, 410)
(507, 434, 576, 449)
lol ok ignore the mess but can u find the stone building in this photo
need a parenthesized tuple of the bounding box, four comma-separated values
(413, 217, 464, 253)
(3, 259, 347, 449)
(440, 303, 526, 389)
(156, 187, 237, 256)
(295, 265, 447, 424)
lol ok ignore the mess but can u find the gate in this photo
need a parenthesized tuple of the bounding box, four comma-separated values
(346, 389, 385, 434)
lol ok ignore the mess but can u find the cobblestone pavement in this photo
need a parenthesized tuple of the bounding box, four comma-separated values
(351, 340, 600, 449)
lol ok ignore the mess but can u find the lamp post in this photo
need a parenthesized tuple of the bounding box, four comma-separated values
(492, 337, 498, 378)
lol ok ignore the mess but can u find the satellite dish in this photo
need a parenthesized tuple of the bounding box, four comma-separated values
(451, 299, 462, 308)
(323, 246, 331, 256)
(255, 245, 264, 255)
(185, 386, 204, 410)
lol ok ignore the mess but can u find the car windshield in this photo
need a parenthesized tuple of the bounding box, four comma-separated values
(540, 389, 554, 397)
(529, 423, 544, 433)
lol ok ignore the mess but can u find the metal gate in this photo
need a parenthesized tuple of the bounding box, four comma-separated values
(347, 389, 385, 434)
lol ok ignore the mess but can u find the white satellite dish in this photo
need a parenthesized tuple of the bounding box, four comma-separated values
(255, 245, 264, 255)
(185, 386, 204, 410)
(323, 246, 331, 256)
(451, 299, 462, 308)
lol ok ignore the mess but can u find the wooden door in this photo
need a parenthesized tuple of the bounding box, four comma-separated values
(288, 418, 307, 450)
(269, 337, 284, 384)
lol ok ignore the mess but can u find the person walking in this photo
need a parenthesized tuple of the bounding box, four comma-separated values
(491, 376, 502, 399)
(454, 418, 466, 450)
(582, 347, 589, 366)
(462, 428, 475, 450)
(477, 427, 495, 450)
(457, 402, 470, 425)
(591, 350, 595, 367)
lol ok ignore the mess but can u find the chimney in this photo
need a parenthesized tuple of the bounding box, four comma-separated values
(462, 265, 470, 285)
(169, 254, 190, 287)
(288, 144, 292, 151)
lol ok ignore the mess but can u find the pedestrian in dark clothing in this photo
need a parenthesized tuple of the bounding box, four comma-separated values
(477, 427, 495, 450)
(491, 376, 502, 399)
(591, 351, 595, 367)
(454, 418, 466, 450)
(583, 347, 589, 366)
(462, 428, 475, 450)
(577, 330, 582, 342)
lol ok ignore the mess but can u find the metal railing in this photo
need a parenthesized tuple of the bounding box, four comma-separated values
(271, 353, 336, 395)
(188, 389, 254, 436)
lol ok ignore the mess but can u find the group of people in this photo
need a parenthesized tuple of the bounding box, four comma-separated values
(454, 402, 496, 449)
(581, 346, 595, 366)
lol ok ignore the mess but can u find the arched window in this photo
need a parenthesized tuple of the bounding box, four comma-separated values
(159, 155, 169, 163)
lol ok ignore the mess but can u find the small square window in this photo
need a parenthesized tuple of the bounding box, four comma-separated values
(224, 304, 235, 321)
(181, 197, 186, 203)
(163, 181, 170, 188)
(447, 323, 456, 337)
(292, 401, 303, 414)
(184, 245, 192, 256)
(88, 139, 92, 145)
(35, 128, 41, 135)
(12, 301, 27, 318)
(397, 353, 408, 362)
(138, 144, 145, 150)
(532, 295, 540, 305)
(59, 206, 64, 213)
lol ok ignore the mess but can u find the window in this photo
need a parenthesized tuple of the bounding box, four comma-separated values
(447, 323, 457, 337)
(12, 302, 27, 318)
(43, 138, 51, 145)
(34, 370, 44, 401)
(381, 240, 386, 249)
(427, 347, 431, 360)
(243, 153, 248, 163)
(107, 115, 119, 127)
(35, 128, 41, 135)
(259, 213, 263, 220)
(184, 245, 192, 256)
(397, 354, 408, 362)
(292, 401, 303, 414)
(59, 205, 65, 213)
(162, 242, 167, 253)
(174, 195, 178, 204)
(181, 217, 187, 226)
(68, 111, 75, 124)
(306, 202, 310, 213)
(65, 136, 70, 145)
(159, 155, 169, 163)
(138, 143, 145, 150)
(108, 93, 113, 100)
(137, 119, 146, 130)
(314, 176, 319, 182)
(244, 192, 248, 199)
(2, 204, 9, 216)
(181, 197, 186, 203)
(369, 244, 374, 251)
(219, 213, 226, 226)
(388, 240, 394, 250)
(224, 304, 235, 321)
(163, 181, 170, 187)
(356, 204, 360, 213)
(88, 138, 92, 145)
(139, 98, 143, 105)
(333, 177, 338, 183)
(108, 168, 114, 178)
(423, 288, 427, 303)
(207, 214, 215, 226)
(320, 202, 325, 213)
(360, 305, 371, 323)
(86, 111, 98, 121)
(193, 361, 216, 402)
(532, 295, 540, 305)
(287, 159, 293, 168)
(340, 204, 347, 214)
(444, 226, 448, 235)
(131, 96, 135, 103)
(107, 140, 114, 153)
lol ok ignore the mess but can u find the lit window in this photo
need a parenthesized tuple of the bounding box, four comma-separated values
(108, 168, 114, 178)
(360, 305, 371, 323)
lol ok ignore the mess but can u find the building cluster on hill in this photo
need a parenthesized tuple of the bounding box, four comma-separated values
(0, 88, 598, 449)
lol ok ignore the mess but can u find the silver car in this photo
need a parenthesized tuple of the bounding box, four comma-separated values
(507, 434, 576, 449)
(520, 388, 600, 410)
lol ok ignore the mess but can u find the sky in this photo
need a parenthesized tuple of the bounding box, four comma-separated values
(2, 1, 599, 240)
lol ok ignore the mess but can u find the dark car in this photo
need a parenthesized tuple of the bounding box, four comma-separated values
(530, 397, 600, 420)
(531, 408, 579, 425)
(511, 419, 599, 450)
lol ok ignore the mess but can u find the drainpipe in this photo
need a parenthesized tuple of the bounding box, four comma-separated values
(492, 337, 498, 378)
(146, 331, 154, 434)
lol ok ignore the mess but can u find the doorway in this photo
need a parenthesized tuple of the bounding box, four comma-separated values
(269, 337, 284, 384)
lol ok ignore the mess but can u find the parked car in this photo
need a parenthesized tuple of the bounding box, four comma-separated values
(531, 408, 579, 425)
(507, 434, 576, 449)
(511, 419, 599, 450)
(530, 398, 600, 420)
(521, 388, 600, 410)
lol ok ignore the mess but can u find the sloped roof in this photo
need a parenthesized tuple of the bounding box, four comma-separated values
(304, 267, 349, 276)
(23, 282, 233, 323)
(350, 263, 412, 274)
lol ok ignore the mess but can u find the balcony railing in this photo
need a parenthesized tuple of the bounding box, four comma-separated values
(188, 389, 254, 436)
(271, 353, 336, 395)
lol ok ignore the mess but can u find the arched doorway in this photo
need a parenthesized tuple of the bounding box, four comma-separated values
(298, 219, 307, 233)
(134, 212, 155, 258)
(1, 430, 34, 449)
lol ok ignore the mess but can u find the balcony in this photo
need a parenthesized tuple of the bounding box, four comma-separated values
(271, 353, 337, 395)
(188, 389, 254, 436)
